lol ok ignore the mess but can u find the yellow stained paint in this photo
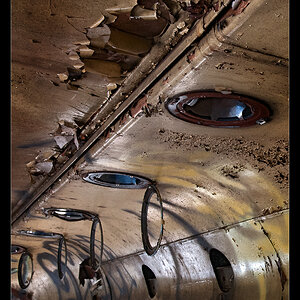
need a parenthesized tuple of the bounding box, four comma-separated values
(114, 159, 254, 220)
(258, 274, 267, 300)
(126, 159, 204, 185)
(205, 168, 248, 191)
(187, 150, 213, 162)
(207, 162, 286, 206)
(220, 195, 254, 219)
(91, 147, 212, 186)
(194, 201, 218, 217)
(152, 175, 196, 189)
(90, 147, 286, 224)
(241, 172, 287, 205)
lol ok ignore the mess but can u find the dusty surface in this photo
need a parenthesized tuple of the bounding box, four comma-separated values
(157, 130, 289, 190)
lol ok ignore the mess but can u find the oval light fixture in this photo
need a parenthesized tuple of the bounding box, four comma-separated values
(82, 171, 153, 189)
(89, 216, 104, 270)
(165, 91, 270, 127)
(83, 172, 164, 256)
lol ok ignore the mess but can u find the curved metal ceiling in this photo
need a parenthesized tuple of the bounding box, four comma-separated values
(11, 0, 289, 299)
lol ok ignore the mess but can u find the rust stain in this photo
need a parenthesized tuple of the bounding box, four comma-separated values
(11, 288, 33, 300)
(129, 95, 148, 118)
(220, 0, 251, 22)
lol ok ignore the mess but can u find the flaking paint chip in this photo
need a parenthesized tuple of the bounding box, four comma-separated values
(57, 73, 68, 82)
(78, 45, 94, 58)
(105, 6, 132, 15)
(179, 27, 189, 35)
(68, 51, 80, 61)
(177, 21, 186, 29)
(106, 83, 118, 91)
(73, 61, 85, 69)
(54, 120, 80, 150)
(54, 135, 73, 149)
(89, 14, 105, 28)
(86, 25, 111, 49)
(104, 13, 117, 25)
(26, 160, 36, 168)
(35, 162, 53, 174)
(130, 3, 158, 20)
(73, 40, 91, 46)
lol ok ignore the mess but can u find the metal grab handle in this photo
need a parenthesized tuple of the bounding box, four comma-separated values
(141, 184, 164, 256)
(90, 216, 104, 270)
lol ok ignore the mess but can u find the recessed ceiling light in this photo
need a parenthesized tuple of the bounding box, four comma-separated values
(166, 91, 270, 127)
(142, 264, 157, 298)
(83, 171, 153, 189)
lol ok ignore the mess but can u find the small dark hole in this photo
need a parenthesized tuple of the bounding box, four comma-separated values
(166, 91, 269, 127)
(142, 264, 157, 298)
(209, 248, 234, 293)
(183, 104, 211, 120)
